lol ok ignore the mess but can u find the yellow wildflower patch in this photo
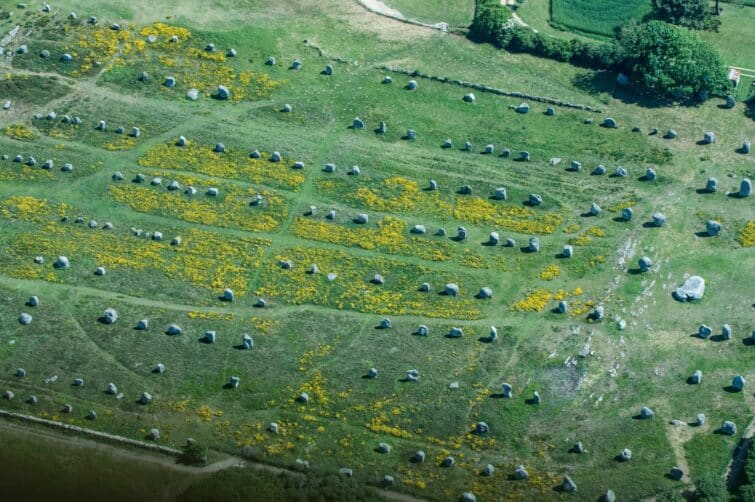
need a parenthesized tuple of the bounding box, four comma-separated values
(138, 143, 304, 190)
(512, 288, 553, 312)
(3, 124, 35, 141)
(539, 264, 561, 281)
(738, 221, 755, 247)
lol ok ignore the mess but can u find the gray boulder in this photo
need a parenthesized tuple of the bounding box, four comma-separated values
(444, 283, 459, 296)
(639, 256, 652, 272)
(562, 476, 576, 493)
(706, 220, 721, 236)
(621, 207, 633, 221)
(698, 325, 712, 338)
(731, 375, 746, 391)
(528, 237, 539, 253)
(740, 178, 751, 197)
(514, 465, 528, 480)
(478, 287, 493, 299)
(673, 276, 705, 301)
(18, 313, 32, 325)
(669, 467, 683, 481)
(722, 324, 732, 340)
(103, 308, 118, 324)
(216, 85, 230, 100)
(448, 327, 464, 338)
(706, 177, 717, 192)
(691, 370, 702, 384)
(721, 420, 737, 435)
(652, 212, 666, 227)
(640, 406, 654, 419)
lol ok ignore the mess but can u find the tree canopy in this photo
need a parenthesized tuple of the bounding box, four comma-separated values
(617, 20, 729, 101)
(656, 0, 711, 29)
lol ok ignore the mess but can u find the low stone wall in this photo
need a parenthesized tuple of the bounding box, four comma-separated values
(377, 65, 604, 113)
(0, 408, 181, 456)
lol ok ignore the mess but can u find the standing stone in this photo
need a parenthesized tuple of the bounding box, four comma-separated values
(494, 187, 507, 200)
(558, 300, 568, 314)
(445, 283, 459, 296)
(706, 177, 717, 192)
(691, 370, 702, 384)
(722, 324, 732, 340)
(669, 467, 683, 481)
(417, 325, 429, 336)
(448, 327, 463, 338)
(640, 406, 654, 419)
(698, 324, 712, 338)
(673, 276, 705, 301)
(528, 237, 539, 253)
(721, 421, 737, 435)
(514, 465, 528, 480)
(528, 194, 542, 206)
(703, 131, 715, 144)
(561, 476, 577, 493)
(731, 375, 746, 391)
(652, 212, 666, 227)
(739, 179, 751, 197)
(621, 207, 633, 221)
(742, 141, 751, 154)
(645, 168, 656, 181)
(103, 308, 118, 324)
(501, 383, 513, 398)
(216, 85, 230, 100)
(562, 245, 573, 258)
(706, 220, 721, 236)
(639, 256, 652, 272)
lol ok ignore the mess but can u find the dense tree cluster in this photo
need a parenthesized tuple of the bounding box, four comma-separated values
(469, 1, 730, 102)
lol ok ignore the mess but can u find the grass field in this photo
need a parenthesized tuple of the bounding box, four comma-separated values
(550, 0, 656, 38)
(0, 1, 752, 501)
(383, 0, 476, 27)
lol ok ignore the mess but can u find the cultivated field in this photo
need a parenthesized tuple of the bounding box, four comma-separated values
(0, 1, 752, 501)
(550, 0, 655, 38)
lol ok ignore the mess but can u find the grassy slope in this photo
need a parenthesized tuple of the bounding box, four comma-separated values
(382, 0, 476, 27)
(0, 1, 752, 501)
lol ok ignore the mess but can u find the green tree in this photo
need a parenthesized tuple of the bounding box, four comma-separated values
(469, 0, 512, 45)
(656, 0, 709, 28)
(618, 20, 729, 101)
(177, 440, 208, 466)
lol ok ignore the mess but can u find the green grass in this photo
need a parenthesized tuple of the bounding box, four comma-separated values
(550, 0, 656, 38)
(382, 0, 476, 27)
(700, 4, 755, 69)
(0, 423, 204, 502)
(0, 1, 752, 500)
